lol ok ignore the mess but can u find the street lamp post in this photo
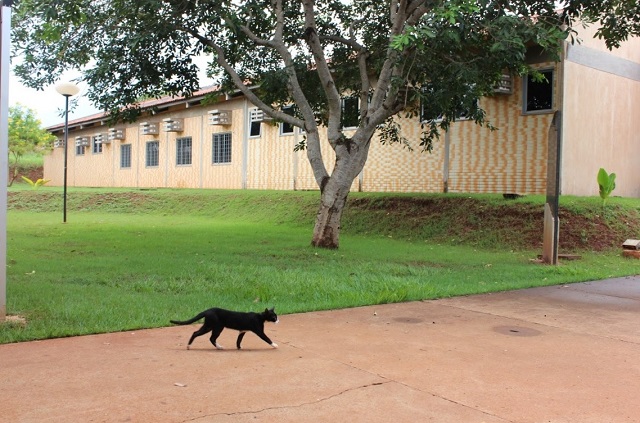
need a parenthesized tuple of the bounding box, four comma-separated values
(55, 82, 80, 223)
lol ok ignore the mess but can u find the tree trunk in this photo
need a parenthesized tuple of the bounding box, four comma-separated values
(311, 183, 350, 249)
(310, 133, 372, 249)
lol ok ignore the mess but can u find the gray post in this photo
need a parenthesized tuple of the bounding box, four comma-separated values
(0, 0, 12, 320)
(542, 111, 562, 264)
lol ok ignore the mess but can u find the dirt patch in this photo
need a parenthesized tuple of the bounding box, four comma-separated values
(2, 315, 27, 327)
(347, 196, 639, 252)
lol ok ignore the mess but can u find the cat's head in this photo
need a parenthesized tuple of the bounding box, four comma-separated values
(264, 307, 279, 324)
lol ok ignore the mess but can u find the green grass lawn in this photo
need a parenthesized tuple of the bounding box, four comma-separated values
(2, 189, 638, 343)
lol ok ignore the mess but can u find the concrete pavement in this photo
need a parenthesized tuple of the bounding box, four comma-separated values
(1, 275, 639, 422)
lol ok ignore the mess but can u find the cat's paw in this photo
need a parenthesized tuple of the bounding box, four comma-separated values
(215, 344, 225, 350)
(186, 345, 191, 350)
(271, 343, 278, 348)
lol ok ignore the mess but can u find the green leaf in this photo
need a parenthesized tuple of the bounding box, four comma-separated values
(597, 168, 616, 205)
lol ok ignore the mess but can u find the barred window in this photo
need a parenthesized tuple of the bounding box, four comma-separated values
(249, 108, 261, 137)
(120, 144, 132, 168)
(92, 136, 103, 154)
(212, 133, 232, 164)
(146, 141, 159, 167)
(176, 137, 192, 166)
(75, 145, 85, 156)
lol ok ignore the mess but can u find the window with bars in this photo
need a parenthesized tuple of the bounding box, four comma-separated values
(146, 141, 159, 167)
(92, 136, 103, 154)
(249, 108, 261, 137)
(120, 144, 132, 168)
(212, 132, 232, 164)
(76, 145, 85, 156)
(176, 137, 192, 166)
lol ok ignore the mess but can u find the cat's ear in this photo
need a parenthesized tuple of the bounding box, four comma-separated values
(268, 307, 275, 312)
(265, 308, 270, 313)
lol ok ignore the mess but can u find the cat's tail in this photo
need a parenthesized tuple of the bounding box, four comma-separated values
(170, 311, 206, 325)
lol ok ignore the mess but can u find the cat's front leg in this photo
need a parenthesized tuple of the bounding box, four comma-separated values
(256, 332, 278, 348)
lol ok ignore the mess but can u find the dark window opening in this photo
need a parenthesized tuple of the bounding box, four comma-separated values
(525, 70, 553, 113)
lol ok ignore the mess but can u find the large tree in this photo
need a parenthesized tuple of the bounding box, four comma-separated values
(11, 0, 639, 248)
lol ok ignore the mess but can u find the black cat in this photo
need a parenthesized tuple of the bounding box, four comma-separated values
(170, 307, 279, 350)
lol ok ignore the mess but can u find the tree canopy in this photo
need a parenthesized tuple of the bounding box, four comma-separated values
(11, 0, 640, 247)
(7, 104, 55, 186)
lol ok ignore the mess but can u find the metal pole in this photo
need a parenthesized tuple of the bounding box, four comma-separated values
(0, 0, 13, 320)
(63, 95, 69, 223)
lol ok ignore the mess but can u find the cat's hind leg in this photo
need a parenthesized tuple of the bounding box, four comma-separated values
(236, 331, 246, 349)
(209, 326, 225, 349)
(187, 324, 212, 350)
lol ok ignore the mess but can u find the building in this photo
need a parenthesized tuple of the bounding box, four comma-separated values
(45, 27, 640, 198)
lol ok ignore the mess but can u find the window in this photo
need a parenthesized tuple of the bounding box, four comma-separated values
(280, 105, 295, 135)
(120, 144, 131, 168)
(249, 108, 261, 137)
(420, 84, 475, 122)
(146, 141, 159, 167)
(176, 137, 192, 166)
(75, 145, 85, 156)
(92, 136, 103, 154)
(212, 133, 232, 164)
(524, 69, 554, 113)
(341, 96, 360, 128)
(420, 96, 441, 122)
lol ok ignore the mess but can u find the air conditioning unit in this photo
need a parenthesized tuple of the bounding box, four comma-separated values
(54, 139, 64, 148)
(108, 128, 125, 141)
(140, 121, 159, 135)
(75, 137, 89, 147)
(250, 108, 273, 123)
(162, 117, 184, 132)
(493, 74, 513, 95)
(94, 133, 109, 144)
(208, 109, 232, 126)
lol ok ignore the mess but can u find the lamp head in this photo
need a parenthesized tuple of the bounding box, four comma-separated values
(55, 82, 80, 97)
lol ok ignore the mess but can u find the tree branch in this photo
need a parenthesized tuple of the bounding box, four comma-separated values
(301, 0, 342, 146)
(181, 26, 304, 129)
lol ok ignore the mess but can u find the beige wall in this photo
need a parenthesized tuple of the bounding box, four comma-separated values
(42, 85, 557, 196)
(562, 63, 640, 197)
(362, 68, 554, 195)
(201, 99, 245, 190)
(447, 78, 552, 195)
(561, 29, 640, 197)
(574, 24, 640, 63)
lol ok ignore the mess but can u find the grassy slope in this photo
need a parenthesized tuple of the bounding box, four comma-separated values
(9, 187, 640, 252)
(2, 188, 639, 343)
